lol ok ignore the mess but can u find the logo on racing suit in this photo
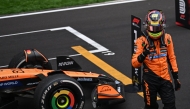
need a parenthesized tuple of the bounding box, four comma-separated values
(149, 53, 167, 59)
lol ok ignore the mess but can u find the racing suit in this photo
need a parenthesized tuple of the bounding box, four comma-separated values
(131, 31, 178, 109)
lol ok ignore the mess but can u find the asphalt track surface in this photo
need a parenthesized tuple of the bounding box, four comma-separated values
(0, 0, 190, 109)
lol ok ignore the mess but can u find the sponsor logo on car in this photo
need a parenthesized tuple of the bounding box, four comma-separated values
(58, 61, 74, 66)
(0, 75, 18, 79)
(100, 86, 111, 92)
(27, 82, 39, 86)
(77, 77, 93, 81)
(0, 81, 22, 87)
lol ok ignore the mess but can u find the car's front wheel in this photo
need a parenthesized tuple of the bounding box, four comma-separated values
(34, 74, 85, 109)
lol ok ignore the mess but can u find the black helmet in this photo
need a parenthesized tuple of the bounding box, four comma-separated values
(144, 9, 166, 39)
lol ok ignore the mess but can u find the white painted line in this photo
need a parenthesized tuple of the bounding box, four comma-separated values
(0, 0, 145, 19)
(0, 26, 109, 67)
(0, 26, 108, 52)
(62, 27, 108, 53)
(0, 29, 49, 38)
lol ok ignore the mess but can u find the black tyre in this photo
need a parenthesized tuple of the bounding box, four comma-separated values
(8, 51, 52, 69)
(34, 74, 85, 109)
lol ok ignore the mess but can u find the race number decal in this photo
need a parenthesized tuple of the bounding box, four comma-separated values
(131, 15, 142, 90)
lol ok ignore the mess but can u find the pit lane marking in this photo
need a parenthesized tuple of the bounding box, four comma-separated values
(0, 26, 108, 55)
(72, 46, 161, 100)
(0, 26, 108, 68)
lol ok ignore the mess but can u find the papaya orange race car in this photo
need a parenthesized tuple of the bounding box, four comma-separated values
(0, 49, 126, 109)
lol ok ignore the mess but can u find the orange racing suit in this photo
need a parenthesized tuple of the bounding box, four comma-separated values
(131, 31, 178, 109)
(132, 33, 178, 81)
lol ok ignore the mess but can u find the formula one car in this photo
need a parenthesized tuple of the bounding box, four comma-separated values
(0, 49, 126, 109)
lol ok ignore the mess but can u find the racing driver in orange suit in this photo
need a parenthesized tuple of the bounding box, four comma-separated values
(131, 9, 181, 109)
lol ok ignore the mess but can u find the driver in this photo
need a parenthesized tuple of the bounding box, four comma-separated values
(131, 9, 181, 109)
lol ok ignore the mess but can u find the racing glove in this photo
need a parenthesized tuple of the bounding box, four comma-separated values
(172, 72, 181, 91)
(137, 44, 150, 63)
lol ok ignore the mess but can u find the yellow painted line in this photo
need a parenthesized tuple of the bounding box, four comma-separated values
(72, 46, 160, 100)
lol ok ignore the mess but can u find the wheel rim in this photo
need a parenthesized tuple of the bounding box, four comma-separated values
(51, 90, 75, 109)
(57, 95, 69, 108)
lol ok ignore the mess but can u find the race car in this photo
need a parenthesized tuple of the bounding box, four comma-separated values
(0, 49, 126, 109)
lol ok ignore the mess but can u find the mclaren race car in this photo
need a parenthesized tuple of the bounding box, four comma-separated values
(0, 49, 126, 109)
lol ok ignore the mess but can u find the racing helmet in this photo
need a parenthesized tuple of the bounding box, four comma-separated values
(144, 9, 166, 39)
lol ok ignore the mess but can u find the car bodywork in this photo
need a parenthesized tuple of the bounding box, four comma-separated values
(0, 49, 126, 109)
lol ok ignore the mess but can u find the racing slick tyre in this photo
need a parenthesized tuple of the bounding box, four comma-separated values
(34, 74, 85, 109)
(8, 50, 52, 69)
